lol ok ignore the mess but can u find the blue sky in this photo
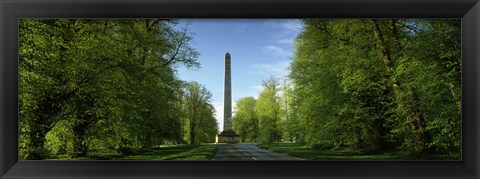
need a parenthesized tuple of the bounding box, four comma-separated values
(174, 19, 303, 131)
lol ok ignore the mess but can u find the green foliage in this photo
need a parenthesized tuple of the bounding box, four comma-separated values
(278, 79, 304, 144)
(232, 97, 259, 142)
(182, 81, 219, 144)
(18, 18, 462, 160)
(256, 76, 282, 143)
(19, 19, 208, 159)
(288, 19, 461, 156)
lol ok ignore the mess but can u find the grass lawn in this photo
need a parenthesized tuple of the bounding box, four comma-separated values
(257, 142, 460, 160)
(50, 144, 218, 160)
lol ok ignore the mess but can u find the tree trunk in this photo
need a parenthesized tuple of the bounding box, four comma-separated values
(71, 121, 89, 157)
(369, 19, 429, 153)
(389, 19, 402, 52)
(27, 127, 48, 159)
(370, 19, 397, 80)
(190, 116, 196, 144)
(70, 97, 96, 157)
(27, 96, 64, 159)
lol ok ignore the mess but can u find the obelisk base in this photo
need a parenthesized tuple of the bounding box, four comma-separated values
(216, 130, 239, 143)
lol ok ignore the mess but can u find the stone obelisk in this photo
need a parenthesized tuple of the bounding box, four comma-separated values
(216, 52, 239, 143)
(223, 52, 232, 131)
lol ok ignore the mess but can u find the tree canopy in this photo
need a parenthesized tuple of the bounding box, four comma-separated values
(232, 19, 461, 158)
(20, 19, 461, 160)
(19, 19, 216, 159)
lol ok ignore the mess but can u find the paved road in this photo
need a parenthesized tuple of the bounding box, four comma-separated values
(212, 143, 303, 160)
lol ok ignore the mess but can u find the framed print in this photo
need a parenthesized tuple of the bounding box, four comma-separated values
(1, 0, 479, 178)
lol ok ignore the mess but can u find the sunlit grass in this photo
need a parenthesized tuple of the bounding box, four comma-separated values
(49, 144, 218, 160)
(257, 142, 460, 160)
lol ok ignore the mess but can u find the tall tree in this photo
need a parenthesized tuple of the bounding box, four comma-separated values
(194, 103, 219, 143)
(256, 76, 282, 143)
(289, 19, 460, 155)
(278, 79, 302, 143)
(183, 81, 216, 144)
(19, 19, 201, 159)
(232, 97, 259, 142)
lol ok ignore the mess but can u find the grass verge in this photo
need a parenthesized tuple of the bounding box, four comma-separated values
(51, 144, 218, 160)
(257, 142, 459, 160)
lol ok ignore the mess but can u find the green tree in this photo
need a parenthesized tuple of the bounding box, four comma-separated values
(232, 97, 259, 142)
(289, 19, 460, 155)
(19, 19, 93, 159)
(256, 76, 282, 143)
(194, 103, 219, 143)
(183, 81, 217, 144)
(278, 79, 303, 143)
(19, 19, 201, 159)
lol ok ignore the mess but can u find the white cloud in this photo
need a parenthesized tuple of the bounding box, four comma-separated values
(265, 19, 303, 45)
(262, 45, 290, 57)
(277, 38, 295, 44)
(251, 60, 290, 78)
(250, 85, 264, 95)
(233, 85, 264, 100)
(265, 19, 302, 32)
(281, 19, 303, 34)
(236, 24, 247, 32)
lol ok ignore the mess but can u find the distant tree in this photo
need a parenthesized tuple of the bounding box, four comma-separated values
(256, 76, 282, 143)
(278, 79, 303, 143)
(233, 97, 259, 142)
(194, 103, 219, 143)
(183, 81, 217, 144)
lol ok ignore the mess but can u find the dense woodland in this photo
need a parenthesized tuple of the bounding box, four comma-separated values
(19, 19, 461, 160)
(19, 19, 218, 159)
(233, 19, 461, 157)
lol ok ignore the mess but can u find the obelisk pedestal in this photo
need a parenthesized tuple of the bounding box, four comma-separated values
(216, 52, 239, 143)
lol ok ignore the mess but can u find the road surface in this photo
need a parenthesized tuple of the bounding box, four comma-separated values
(212, 143, 303, 160)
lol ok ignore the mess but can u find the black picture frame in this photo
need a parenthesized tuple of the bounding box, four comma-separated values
(1, 0, 479, 178)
